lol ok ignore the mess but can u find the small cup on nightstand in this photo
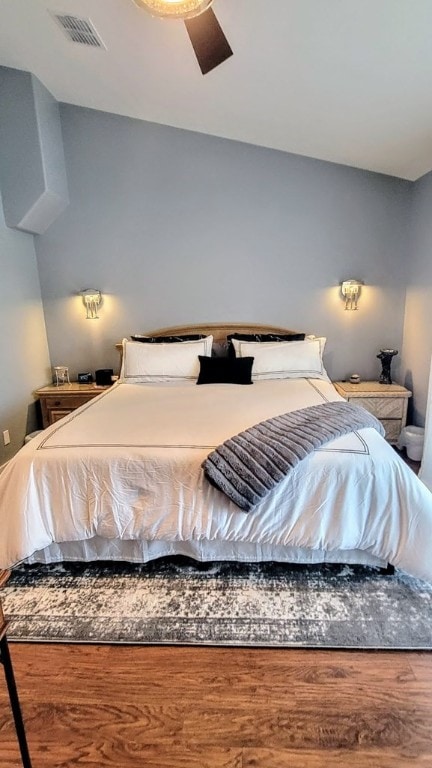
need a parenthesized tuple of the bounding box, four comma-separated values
(350, 374, 361, 384)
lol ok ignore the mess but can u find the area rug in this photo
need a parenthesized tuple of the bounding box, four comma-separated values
(2, 558, 432, 649)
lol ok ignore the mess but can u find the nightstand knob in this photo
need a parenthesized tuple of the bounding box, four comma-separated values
(54, 400, 61, 407)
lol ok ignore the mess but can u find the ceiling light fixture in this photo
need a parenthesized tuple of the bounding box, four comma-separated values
(134, 0, 213, 20)
(133, 0, 232, 75)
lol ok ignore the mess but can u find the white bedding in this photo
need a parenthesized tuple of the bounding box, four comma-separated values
(1, 378, 432, 581)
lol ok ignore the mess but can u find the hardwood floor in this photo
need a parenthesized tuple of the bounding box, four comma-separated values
(1, 644, 432, 767)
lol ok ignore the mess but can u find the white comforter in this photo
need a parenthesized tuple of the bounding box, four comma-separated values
(1, 378, 432, 581)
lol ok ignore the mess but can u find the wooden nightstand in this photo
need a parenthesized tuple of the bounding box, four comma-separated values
(35, 383, 108, 428)
(333, 381, 412, 444)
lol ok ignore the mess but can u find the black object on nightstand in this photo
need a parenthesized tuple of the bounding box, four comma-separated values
(78, 372, 93, 383)
(95, 369, 113, 386)
(377, 349, 398, 385)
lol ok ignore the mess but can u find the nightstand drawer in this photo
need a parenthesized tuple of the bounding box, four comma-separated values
(49, 409, 75, 424)
(381, 419, 403, 443)
(45, 395, 95, 411)
(349, 396, 405, 419)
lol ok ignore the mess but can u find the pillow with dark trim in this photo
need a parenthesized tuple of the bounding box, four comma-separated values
(227, 332, 305, 342)
(227, 332, 305, 357)
(211, 341, 230, 358)
(131, 334, 206, 343)
(197, 356, 254, 385)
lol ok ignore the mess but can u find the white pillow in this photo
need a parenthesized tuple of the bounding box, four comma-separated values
(120, 336, 213, 382)
(231, 337, 329, 381)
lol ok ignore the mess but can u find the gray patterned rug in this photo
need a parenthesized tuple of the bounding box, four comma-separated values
(2, 558, 432, 649)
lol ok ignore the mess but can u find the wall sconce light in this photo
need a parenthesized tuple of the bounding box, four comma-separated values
(81, 289, 101, 319)
(341, 279, 363, 310)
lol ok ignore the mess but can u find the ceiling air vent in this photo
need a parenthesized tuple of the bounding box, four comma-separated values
(52, 14, 106, 49)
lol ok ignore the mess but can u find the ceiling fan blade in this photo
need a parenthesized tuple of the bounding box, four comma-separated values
(184, 8, 233, 75)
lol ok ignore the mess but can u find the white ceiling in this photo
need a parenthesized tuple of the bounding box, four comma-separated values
(1, 0, 432, 181)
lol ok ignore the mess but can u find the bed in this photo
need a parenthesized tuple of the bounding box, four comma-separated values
(1, 322, 432, 582)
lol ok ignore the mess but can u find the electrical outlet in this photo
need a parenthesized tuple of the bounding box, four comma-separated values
(3, 430, 10, 446)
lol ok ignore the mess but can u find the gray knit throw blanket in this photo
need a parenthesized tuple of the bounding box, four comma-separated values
(202, 401, 385, 512)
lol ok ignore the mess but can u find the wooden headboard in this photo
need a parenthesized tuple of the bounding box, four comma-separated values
(116, 322, 302, 356)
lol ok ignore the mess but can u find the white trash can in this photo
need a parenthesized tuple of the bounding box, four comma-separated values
(24, 430, 43, 444)
(398, 426, 425, 461)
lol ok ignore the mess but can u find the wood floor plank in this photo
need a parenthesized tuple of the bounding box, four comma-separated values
(242, 749, 432, 768)
(0, 644, 431, 767)
(9, 645, 419, 689)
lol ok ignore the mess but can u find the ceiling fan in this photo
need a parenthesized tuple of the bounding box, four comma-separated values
(133, 0, 233, 75)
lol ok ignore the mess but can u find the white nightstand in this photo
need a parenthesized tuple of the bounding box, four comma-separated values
(333, 380, 412, 444)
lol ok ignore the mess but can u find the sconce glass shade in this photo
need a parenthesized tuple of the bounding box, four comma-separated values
(133, 0, 213, 19)
(341, 279, 363, 310)
(81, 289, 101, 319)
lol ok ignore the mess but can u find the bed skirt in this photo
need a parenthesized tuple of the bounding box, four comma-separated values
(21, 536, 387, 569)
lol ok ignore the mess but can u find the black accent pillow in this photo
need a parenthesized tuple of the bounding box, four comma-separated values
(197, 356, 254, 385)
(227, 332, 305, 357)
(131, 334, 206, 343)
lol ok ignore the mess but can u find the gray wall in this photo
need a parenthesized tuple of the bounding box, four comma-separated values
(0, 191, 51, 464)
(0, 67, 68, 234)
(400, 170, 432, 425)
(35, 105, 412, 383)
